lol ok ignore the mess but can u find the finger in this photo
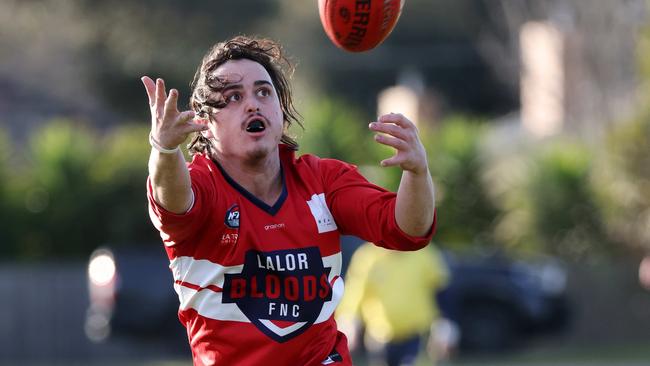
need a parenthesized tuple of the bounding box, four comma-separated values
(182, 122, 210, 134)
(369, 122, 409, 140)
(155, 78, 167, 115)
(164, 89, 180, 117)
(374, 134, 408, 150)
(380, 155, 404, 168)
(178, 110, 196, 124)
(378, 113, 415, 129)
(141, 76, 156, 106)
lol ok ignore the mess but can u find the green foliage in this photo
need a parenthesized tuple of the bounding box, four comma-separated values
(13, 120, 97, 258)
(424, 117, 500, 249)
(4, 120, 158, 260)
(596, 113, 650, 251)
(607, 113, 650, 185)
(0, 128, 16, 257)
(297, 97, 382, 163)
(527, 142, 610, 258)
(493, 139, 613, 259)
(90, 124, 158, 246)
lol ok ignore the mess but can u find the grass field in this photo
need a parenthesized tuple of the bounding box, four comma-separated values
(4, 342, 650, 366)
(441, 342, 650, 366)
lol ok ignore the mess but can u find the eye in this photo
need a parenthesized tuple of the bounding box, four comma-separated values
(257, 88, 271, 97)
(226, 93, 241, 103)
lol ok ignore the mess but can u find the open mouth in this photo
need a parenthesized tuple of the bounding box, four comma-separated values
(245, 119, 266, 133)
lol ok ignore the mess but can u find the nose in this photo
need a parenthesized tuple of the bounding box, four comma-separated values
(245, 98, 260, 113)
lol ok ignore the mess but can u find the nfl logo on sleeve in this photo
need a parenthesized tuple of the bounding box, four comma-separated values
(306, 193, 337, 233)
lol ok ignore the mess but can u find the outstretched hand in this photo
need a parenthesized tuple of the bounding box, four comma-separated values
(369, 113, 429, 175)
(141, 76, 208, 150)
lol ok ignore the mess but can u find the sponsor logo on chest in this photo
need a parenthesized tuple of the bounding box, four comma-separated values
(306, 193, 337, 233)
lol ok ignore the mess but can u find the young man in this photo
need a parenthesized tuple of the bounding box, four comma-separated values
(143, 36, 436, 366)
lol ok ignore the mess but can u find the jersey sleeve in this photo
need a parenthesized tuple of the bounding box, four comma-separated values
(319, 158, 435, 251)
(147, 160, 217, 247)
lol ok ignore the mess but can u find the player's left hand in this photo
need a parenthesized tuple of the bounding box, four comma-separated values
(369, 113, 429, 175)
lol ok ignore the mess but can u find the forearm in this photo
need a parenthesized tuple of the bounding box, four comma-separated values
(148, 148, 193, 214)
(395, 169, 435, 237)
(141, 76, 207, 214)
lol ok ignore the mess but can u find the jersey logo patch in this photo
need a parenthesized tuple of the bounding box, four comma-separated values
(221, 204, 240, 245)
(222, 247, 333, 343)
(306, 193, 337, 233)
(321, 349, 343, 364)
(225, 204, 240, 229)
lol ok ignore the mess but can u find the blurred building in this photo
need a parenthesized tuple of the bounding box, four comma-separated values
(377, 68, 443, 127)
(502, 0, 646, 140)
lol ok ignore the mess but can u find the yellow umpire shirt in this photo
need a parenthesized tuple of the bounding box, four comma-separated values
(336, 242, 449, 343)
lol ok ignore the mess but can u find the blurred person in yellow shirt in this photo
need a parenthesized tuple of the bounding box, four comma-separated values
(336, 242, 450, 366)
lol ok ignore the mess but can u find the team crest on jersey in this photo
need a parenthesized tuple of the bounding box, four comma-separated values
(224, 204, 240, 228)
(222, 247, 333, 343)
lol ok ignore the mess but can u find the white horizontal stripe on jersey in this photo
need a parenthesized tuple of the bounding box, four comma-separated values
(174, 283, 250, 322)
(169, 256, 244, 289)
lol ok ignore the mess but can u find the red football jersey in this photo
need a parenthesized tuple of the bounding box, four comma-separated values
(147, 145, 434, 366)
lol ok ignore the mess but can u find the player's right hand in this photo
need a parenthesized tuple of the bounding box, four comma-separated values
(141, 76, 208, 150)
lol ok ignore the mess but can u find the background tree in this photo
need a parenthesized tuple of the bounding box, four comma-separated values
(596, 112, 650, 253)
(424, 117, 501, 250)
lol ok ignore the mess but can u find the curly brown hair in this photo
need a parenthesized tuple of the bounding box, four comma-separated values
(187, 35, 303, 156)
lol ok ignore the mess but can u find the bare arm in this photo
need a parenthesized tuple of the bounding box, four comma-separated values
(142, 76, 208, 214)
(369, 113, 435, 237)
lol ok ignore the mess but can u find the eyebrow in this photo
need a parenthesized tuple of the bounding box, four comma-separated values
(221, 80, 273, 93)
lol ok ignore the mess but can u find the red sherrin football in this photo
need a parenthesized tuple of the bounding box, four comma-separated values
(318, 0, 404, 52)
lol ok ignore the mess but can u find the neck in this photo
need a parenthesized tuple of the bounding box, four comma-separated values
(213, 148, 283, 206)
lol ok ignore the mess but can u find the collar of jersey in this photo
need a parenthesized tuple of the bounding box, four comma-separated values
(213, 160, 287, 216)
